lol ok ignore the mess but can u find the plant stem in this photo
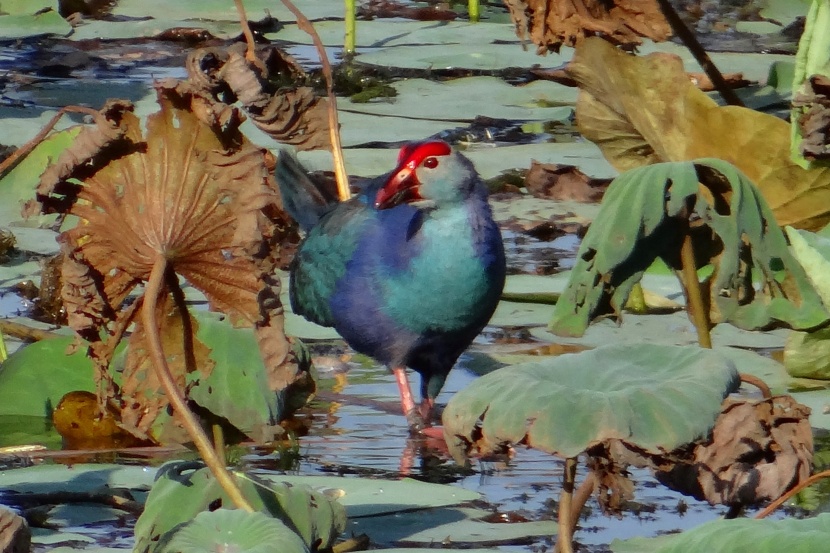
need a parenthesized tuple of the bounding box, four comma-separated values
(143, 256, 254, 512)
(344, 0, 356, 55)
(557, 457, 577, 553)
(212, 424, 227, 467)
(468, 0, 479, 22)
(654, 0, 744, 107)
(0, 331, 6, 363)
(756, 468, 830, 519)
(569, 472, 596, 530)
(679, 228, 711, 348)
(281, 0, 351, 201)
(233, 0, 261, 68)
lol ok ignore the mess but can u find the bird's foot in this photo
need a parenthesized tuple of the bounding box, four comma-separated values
(405, 408, 429, 434)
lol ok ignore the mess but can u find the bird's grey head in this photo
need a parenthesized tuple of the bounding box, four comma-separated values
(374, 140, 478, 210)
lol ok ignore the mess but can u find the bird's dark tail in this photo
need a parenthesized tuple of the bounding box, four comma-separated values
(274, 149, 340, 232)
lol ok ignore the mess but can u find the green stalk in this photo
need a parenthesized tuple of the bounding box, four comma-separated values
(468, 0, 479, 22)
(0, 331, 7, 363)
(344, 0, 356, 55)
(679, 229, 711, 349)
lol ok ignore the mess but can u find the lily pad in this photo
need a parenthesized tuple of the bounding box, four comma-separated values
(134, 462, 346, 553)
(341, 77, 577, 122)
(351, 506, 556, 545)
(111, 0, 344, 22)
(443, 343, 740, 459)
(0, 7, 70, 40)
(0, 127, 80, 228)
(611, 512, 830, 553)
(256, 473, 480, 517)
(162, 509, 308, 553)
(355, 43, 569, 71)
(268, 20, 521, 48)
(0, 336, 95, 419)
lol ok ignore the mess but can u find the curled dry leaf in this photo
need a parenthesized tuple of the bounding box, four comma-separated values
(32, 82, 300, 442)
(524, 161, 610, 202)
(186, 43, 330, 151)
(567, 37, 830, 230)
(653, 395, 813, 506)
(793, 74, 830, 162)
(502, 0, 671, 54)
(604, 395, 813, 507)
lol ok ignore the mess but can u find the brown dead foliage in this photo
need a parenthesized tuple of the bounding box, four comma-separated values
(524, 161, 610, 202)
(600, 395, 813, 508)
(29, 82, 301, 442)
(502, 0, 671, 54)
(186, 42, 331, 151)
(567, 37, 830, 230)
(652, 395, 813, 506)
(794, 74, 830, 162)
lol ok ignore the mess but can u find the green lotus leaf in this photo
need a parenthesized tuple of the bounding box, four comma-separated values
(0, 335, 93, 419)
(443, 343, 740, 459)
(162, 509, 308, 553)
(550, 159, 829, 337)
(133, 461, 345, 553)
(611, 512, 830, 553)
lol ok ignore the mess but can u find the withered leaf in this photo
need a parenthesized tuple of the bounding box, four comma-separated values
(567, 37, 830, 230)
(187, 43, 331, 151)
(652, 396, 813, 506)
(34, 82, 300, 442)
(524, 160, 610, 202)
(503, 0, 671, 54)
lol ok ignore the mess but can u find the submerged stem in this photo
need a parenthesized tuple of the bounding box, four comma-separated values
(143, 256, 254, 512)
(557, 457, 577, 553)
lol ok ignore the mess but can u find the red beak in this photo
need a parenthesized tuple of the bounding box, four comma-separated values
(374, 161, 421, 209)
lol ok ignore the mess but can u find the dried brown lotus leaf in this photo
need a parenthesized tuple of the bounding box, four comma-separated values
(33, 83, 300, 443)
(503, 0, 671, 54)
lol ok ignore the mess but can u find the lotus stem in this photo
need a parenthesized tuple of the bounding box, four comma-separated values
(0, 330, 6, 363)
(143, 256, 254, 513)
(281, 0, 351, 201)
(468, 0, 480, 22)
(344, 0, 356, 55)
(556, 457, 577, 553)
(756, 468, 830, 519)
(569, 472, 596, 530)
(654, 0, 744, 107)
(212, 424, 227, 467)
(233, 0, 261, 67)
(679, 226, 712, 348)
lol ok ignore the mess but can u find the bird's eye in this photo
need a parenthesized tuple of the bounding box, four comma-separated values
(423, 157, 439, 169)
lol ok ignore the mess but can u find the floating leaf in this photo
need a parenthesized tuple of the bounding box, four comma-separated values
(0, 336, 95, 418)
(162, 509, 308, 553)
(134, 461, 345, 553)
(549, 159, 829, 338)
(443, 343, 739, 460)
(611, 512, 830, 553)
(567, 37, 830, 230)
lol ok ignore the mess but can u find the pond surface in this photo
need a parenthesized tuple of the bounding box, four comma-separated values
(0, 1, 817, 551)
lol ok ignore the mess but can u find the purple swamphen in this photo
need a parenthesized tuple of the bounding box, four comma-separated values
(276, 140, 506, 432)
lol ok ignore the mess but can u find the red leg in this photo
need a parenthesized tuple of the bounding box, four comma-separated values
(393, 366, 426, 430)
